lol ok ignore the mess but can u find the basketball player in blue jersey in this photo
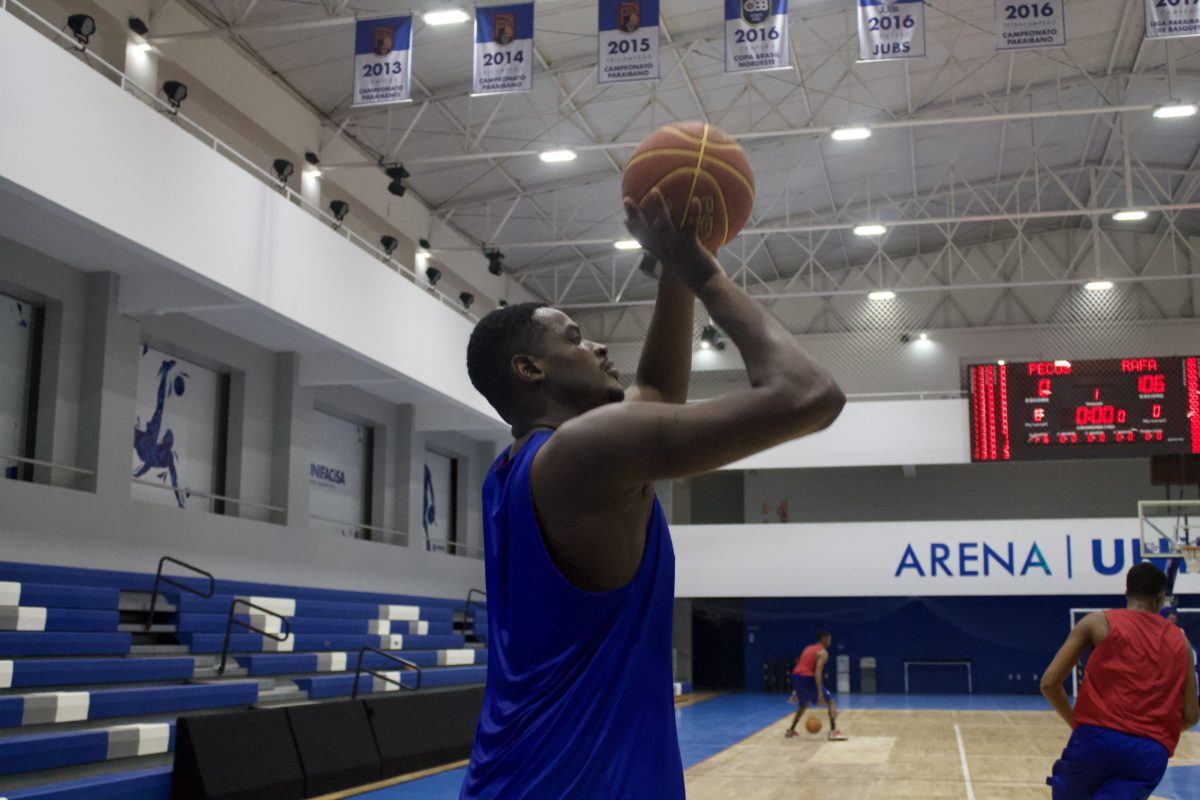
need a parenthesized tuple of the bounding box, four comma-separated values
(461, 190, 845, 798)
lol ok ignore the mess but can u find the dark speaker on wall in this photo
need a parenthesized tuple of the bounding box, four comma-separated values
(172, 708, 305, 800)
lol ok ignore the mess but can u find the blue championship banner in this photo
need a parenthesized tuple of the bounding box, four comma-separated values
(1144, 0, 1200, 39)
(725, 0, 789, 74)
(352, 15, 412, 107)
(857, 0, 926, 61)
(995, 0, 1065, 51)
(473, 4, 534, 95)
(598, 0, 660, 84)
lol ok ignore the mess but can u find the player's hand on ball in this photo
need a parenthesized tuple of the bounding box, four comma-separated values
(623, 189, 722, 292)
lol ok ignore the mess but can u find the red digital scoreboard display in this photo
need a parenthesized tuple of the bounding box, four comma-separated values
(969, 356, 1200, 462)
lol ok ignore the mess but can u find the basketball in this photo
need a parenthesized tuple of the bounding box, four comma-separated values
(805, 716, 822, 734)
(621, 121, 755, 253)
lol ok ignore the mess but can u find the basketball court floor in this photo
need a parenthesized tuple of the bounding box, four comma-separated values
(334, 693, 1200, 800)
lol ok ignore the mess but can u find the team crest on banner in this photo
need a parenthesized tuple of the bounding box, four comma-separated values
(724, 0, 789, 74)
(599, 0, 660, 83)
(1144, 0, 1200, 39)
(352, 15, 412, 107)
(857, 0, 926, 61)
(474, 4, 534, 95)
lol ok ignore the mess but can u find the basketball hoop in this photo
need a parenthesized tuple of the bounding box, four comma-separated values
(1182, 545, 1200, 574)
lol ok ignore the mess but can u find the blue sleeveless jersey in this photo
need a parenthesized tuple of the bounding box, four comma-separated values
(460, 430, 684, 799)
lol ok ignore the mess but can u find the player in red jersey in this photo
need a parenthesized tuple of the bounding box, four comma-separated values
(1040, 563, 1199, 799)
(784, 632, 847, 741)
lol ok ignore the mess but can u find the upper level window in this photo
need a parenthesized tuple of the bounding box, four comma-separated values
(0, 291, 40, 482)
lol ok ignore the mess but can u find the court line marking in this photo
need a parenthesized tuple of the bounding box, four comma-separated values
(953, 723, 977, 800)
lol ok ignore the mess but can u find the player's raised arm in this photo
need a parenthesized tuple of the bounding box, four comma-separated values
(535, 193, 844, 493)
(624, 264, 693, 405)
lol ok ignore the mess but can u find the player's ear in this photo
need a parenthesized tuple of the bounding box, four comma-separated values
(511, 354, 545, 385)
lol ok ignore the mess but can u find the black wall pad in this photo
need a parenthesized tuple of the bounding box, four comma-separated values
(365, 689, 482, 779)
(286, 700, 382, 797)
(172, 708, 305, 800)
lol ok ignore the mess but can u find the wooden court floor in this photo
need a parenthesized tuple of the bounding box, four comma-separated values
(684, 709, 1200, 800)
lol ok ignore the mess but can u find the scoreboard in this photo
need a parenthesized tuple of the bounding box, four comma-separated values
(968, 356, 1200, 462)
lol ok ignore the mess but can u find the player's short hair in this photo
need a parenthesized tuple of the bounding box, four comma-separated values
(466, 302, 548, 415)
(815, 631, 831, 642)
(1125, 562, 1168, 598)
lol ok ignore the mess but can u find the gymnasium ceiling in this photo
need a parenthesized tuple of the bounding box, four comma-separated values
(163, 0, 1200, 341)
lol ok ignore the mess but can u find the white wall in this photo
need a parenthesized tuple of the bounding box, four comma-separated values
(672, 519, 1194, 598)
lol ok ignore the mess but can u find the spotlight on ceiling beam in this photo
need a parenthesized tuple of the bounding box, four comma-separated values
(831, 126, 871, 141)
(128, 17, 149, 36)
(486, 249, 504, 276)
(853, 223, 887, 237)
(304, 151, 320, 166)
(1153, 102, 1197, 119)
(613, 239, 641, 250)
(136, 42, 153, 53)
(1111, 209, 1148, 222)
(918, 332, 929, 340)
(424, 8, 471, 25)
(868, 290, 896, 301)
(699, 324, 725, 351)
(1084, 280, 1114, 292)
(459, 291, 475, 309)
(271, 159, 294, 184)
(418, 238, 431, 253)
(329, 200, 349, 228)
(161, 80, 188, 111)
(380, 235, 398, 259)
(426, 267, 442, 287)
(67, 14, 95, 45)
(386, 164, 410, 197)
(498, 300, 508, 308)
(539, 149, 577, 163)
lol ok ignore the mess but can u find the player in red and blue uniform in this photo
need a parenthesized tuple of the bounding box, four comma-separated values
(1041, 563, 1199, 799)
(785, 632, 847, 741)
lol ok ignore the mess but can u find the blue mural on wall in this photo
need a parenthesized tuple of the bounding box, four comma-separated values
(132, 351, 189, 507)
(422, 463, 437, 546)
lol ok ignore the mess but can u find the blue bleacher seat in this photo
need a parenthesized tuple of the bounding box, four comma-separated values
(0, 657, 196, 689)
(0, 608, 118, 632)
(234, 648, 487, 676)
(0, 682, 260, 728)
(295, 664, 487, 699)
(0, 582, 118, 610)
(0, 633, 130, 657)
(179, 632, 465, 654)
(3, 766, 172, 800)
(175, 613, 454, 637)
(173, 595, 455, 623)
(0, 723, 175, 775)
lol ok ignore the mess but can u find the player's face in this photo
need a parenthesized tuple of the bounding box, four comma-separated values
(532, 308, 625, 411)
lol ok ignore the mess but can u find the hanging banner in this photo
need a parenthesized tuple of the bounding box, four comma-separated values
(597, 0, 660, 84)
(473, 4, 534, 96)
(995, 0, 1066, 50)
(1144, 0, 1200, 39)
(351, 15, 412, 107)
(857, 0, 926, 61)
(724, 0, 789, 74)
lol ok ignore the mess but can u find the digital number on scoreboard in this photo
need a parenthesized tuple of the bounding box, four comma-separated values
(968, 356, 1200, 462)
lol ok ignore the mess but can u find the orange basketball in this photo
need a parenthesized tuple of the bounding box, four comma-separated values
(621, 121, 755, 253)
(805, 716, 822, 734)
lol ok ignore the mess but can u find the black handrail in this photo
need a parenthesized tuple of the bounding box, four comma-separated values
(218, 599, 292, 676)
(462, 587, 487, 636)
(145, 556, 214, 630)
(351, 646, 422, 698)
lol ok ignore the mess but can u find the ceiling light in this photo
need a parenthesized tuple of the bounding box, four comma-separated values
(868, 290, 896, 301)
(418, 238, 431, 253)
(918, 332, 929, 340)
(1084, 280, 1113, 291)
(272, 159, 294, 183)
(498, 300, 508, 308)
(1153, 102, 1197, 119)
(307, 168, 322, 178)
(128, 17, 149, 36)
(459, 291, 475, 309)
(304, 151, 320, 166)
(161, 80, 188, 111)
(854, 224, 887, 237)
(486, 249, 504, 276)
(426, 267, 442, 287)
(67, 14, 95, 45)
(1111, 209, 1148, 222)
(831, 126, 872, 141)
(386, 164, 410, 197)
(136, 42, 153, 53)
(424, 9, 470, 25)
(699, 324, 725, 351)
(539, 149, 578, 163)
(614, 239, 641, 250)
(329, 200, 349, 228)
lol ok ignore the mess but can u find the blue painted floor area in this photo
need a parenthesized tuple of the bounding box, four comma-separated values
(356, 693, 1200, 800)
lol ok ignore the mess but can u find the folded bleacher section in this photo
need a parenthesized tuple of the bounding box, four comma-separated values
(0, 560, 487, 800)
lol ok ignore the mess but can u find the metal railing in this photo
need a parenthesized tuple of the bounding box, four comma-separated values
(218, 599, 292, 676)
(309, 515, 409, 547)
(461, 588, 487, 638)
(351, 646, 422, 698)
(0, 454, 96, 477)
(426, 538, 486, 558)
(145, 556, 214, 631)
(2, 0, 479, 324)
(131, 478, 284, 515)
